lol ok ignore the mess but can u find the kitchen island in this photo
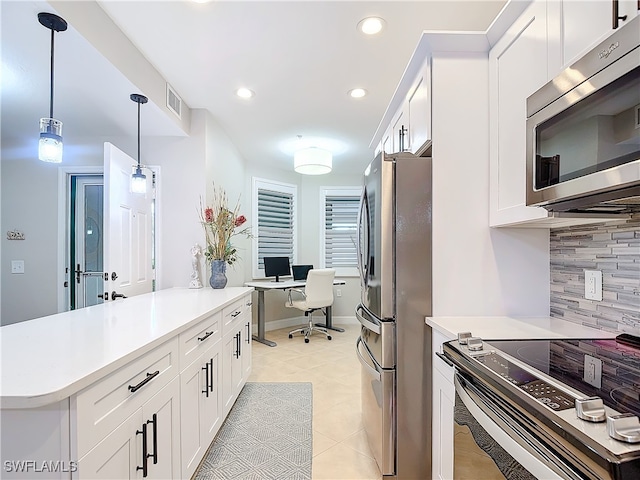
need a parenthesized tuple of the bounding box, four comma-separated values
(1, 287, 254, 479)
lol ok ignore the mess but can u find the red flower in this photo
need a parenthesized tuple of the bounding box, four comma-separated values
(234, 215, 246, 227)
(205, 208, 214, 223)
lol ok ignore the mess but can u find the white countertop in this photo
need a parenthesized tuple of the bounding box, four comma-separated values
(426, 316, 616, 341)
(0, 287, 253, 409)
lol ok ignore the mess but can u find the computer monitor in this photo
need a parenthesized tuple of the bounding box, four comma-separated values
(292, 265, 313, 281)
(263, 256, 291, 282)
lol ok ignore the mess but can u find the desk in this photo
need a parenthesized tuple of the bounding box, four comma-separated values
(245, 279, 346, 347)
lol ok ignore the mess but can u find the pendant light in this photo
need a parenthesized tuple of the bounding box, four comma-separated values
(130, 93, 148, 194)
(38, 12, 67, 163)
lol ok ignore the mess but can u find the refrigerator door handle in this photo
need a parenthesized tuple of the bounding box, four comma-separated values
(356, 337, 382, 381)
(356, 186, 369, 290)
(356, 304, 381, 334)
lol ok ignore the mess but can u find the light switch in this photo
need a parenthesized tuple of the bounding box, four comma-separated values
(11, 260, 25, 274)
(585, 270, 603, 301)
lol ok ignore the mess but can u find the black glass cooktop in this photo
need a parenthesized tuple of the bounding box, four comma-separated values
(487, 336, 640, 417)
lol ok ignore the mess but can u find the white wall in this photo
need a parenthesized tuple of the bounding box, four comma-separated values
(431, 52, 549, 317)
(1, 139, 104, 324)
(243, 163, 363, 326)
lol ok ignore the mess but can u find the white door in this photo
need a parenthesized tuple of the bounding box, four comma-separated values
(104, 142, 153, 301)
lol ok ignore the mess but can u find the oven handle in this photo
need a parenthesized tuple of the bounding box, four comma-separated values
(356, 337, 381, 382)
(454, 374, 583, 480)
(355, 304, 380, 334)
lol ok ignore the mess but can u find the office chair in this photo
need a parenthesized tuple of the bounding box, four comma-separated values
(285, 268, 336, 343)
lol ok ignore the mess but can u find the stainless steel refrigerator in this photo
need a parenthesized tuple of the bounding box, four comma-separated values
(356, 151, 432, 479)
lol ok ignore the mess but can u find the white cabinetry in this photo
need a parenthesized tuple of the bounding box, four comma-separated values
(431, 329, 455, 480)
(77, 377, 181, 479)
(489, 0, 550, 227)
(372, 49, 431, 157)
(222, 295, 252, 416)
(548, 0, 638, 73)
(488, 0, 631, 227)
(179, 343, 222, 479)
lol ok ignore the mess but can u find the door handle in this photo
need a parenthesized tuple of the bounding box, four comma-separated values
(75, 263, 82, 284)
(202, 362, 210, 397)
(147, 414, 158, 465)
(612, 0, 628, 29)
(111, 291, 127, 300)
(136, 423, 148, 477)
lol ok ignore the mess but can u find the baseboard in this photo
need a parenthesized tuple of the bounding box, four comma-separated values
(253, 315, 357, 334)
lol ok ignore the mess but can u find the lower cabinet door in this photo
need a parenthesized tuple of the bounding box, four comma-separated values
(433, 368, 455, 480)
(241, 318, 252, 381)
(202, 346, 223, 444)
(222, 330, 243, 415)
(141, 377, 181, 479)
(180, 344, 223, 480)
(76, 410, 143, 479)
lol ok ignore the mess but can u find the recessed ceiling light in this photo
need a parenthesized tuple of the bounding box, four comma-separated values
(357, 17, 385, 35)
(236, 88, 254, 99)
(348, 88, 367, 98)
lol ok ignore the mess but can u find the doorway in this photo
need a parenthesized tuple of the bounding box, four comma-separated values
(70, 175, 104, 309)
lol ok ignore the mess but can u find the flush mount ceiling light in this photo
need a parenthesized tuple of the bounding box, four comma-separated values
(357, 16, 385, 35)
(38, 12, 67, 163)
(236, 87, 255, 99)
(294, 147, 332, 175)
(130, 93, 148, 194)
(348, 88, 367, 98)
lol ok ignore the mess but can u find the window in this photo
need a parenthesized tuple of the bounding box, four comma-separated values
(252, 178, 297, 278)
(320, 187, 361, 276)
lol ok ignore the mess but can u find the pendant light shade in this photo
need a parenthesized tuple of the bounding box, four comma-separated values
(38, 12, 67, 163)
(294, 147, 332, 175)
(130, 93, 148, 194)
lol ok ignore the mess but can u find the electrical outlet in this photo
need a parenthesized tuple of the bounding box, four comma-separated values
(584, 355, 602, 389)
(584, 270, 602, 301)
(11, 260, 24, 274)
(336, 289, 342, 297)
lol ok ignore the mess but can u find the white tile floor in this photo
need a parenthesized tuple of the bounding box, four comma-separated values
(248, 322, 382, 480)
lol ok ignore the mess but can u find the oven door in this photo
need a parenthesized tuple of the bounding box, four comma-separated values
(356, 336, 395, 477)
(454, 373, 582, 480)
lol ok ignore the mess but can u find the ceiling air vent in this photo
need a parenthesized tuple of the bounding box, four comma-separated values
(166, 83, 182, 119)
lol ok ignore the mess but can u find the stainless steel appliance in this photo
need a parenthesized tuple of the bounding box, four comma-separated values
(443, 333, 640, 479)
(356, 151, 432, 478)
(526, 15, 640, 214)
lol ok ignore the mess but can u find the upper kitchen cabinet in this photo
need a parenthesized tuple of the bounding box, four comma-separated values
(371, 48, 432, 157)
(488, 0, 634, 227)
(489, 0, 551, 227)
(547, 0, 639, 74)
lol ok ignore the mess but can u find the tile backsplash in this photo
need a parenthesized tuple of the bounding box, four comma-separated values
(550, 214, 640, 334)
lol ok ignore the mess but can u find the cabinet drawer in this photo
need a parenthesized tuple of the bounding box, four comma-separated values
(74, 338, 179, 459)
(179, 312, 221, 370)
(222, 298, 246, 335)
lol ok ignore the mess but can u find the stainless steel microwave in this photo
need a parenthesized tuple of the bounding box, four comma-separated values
(526, 15, 640, 213)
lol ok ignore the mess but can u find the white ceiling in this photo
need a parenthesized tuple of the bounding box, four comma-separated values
(2, 0, 507, 174)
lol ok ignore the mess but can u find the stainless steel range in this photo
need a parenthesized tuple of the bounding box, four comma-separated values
(443, 333, 640, 480)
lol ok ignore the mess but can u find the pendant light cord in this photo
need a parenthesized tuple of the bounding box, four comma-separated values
(137, 100, 141, 168)
(49, 27, 55, 120)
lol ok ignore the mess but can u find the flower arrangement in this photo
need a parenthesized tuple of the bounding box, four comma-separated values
(199, 186, 251, 265)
